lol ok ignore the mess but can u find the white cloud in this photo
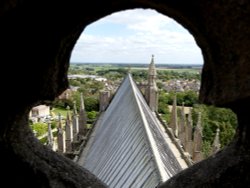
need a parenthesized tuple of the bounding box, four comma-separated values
(70, 9, 202, 64)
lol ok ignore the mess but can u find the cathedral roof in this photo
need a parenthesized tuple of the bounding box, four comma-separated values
(78, 74, 187, 188)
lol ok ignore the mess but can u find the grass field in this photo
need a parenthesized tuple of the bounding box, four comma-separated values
(93, 65, 200, 74)
(70, 63, 202, 74)
(130, 67, 199, 72)
(51, 107, 71, 118)
(157, 68, 200, 74)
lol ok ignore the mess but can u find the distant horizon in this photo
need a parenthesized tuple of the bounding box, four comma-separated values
(70, 62, 203, 68)
(70, 61, 203, 66)
(70, 9, 203, 65)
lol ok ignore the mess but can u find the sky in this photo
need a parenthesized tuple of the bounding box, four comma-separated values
(70, 9, 203, 64)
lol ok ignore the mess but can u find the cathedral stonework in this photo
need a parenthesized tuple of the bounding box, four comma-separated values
(1, 1, 250, 187)
(145, 55, 158, 112)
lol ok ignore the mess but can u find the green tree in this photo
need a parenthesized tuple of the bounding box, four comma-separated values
(85, 97, 99, 111)
(30, 122, 48, 137)
(192, 104, 237, 149)
(202, 140, 212, 158)
(87, 111, 97, 120)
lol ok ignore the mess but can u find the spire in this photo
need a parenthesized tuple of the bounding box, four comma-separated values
(178, 102, 186, 146)
(193, 112, 203, 139)
(57, 113, 63, 135)
(193, 112, 203, 162)
(47, 120, 54, 150)
(184, 109, 193, 156)
(73, 100, 78, 115)
(99, 90, 110, 112)
(72, 101, 79, 142)
(57, 113, 65, 153)
(169, 94, 178, 137)
(58, 113, 62, 128)
(78, 93, 87, 138)
(146, 54, 158, 112)
(212, 128, 221, 154)
(186, 110, 193, 140)
(65, 111, 73, 153)
(148, 54, 156, 76)
(194, 112, 202, 136)
(80, 92, 85, 111)
(66, 110, 72, 121)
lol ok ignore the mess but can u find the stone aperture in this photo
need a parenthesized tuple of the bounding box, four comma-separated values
(1, 0, 250, 187)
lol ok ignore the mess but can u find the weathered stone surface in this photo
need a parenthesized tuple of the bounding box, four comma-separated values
(158, 129, 250, 188)
(0, 0, 250, 187)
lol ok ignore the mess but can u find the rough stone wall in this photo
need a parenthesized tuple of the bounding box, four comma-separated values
(0, 0, 250, 187)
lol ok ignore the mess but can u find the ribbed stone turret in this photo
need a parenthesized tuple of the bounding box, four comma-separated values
(72, 100, 79, 141)
(65, 111, 73, 153)
(47, 121, 54, 150)
(212, 128, 221, 154)
(145, 55, 158, 112)
(78, 93, 87, 138)
(193, 112, 203, 162)
(57, 113, 65, 153)
(184, 110, 193, 155)
(169, 95, 178, 137)
(178, 102, 186, 146)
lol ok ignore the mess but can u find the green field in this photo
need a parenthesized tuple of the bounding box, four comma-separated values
(51, 107, 72, 118)
(130, 67, 199, 73)
(69, 63, 202, 76)
(157, 68, 200, 74)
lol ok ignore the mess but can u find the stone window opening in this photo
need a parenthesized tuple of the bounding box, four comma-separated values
(1, 1, 249, 187)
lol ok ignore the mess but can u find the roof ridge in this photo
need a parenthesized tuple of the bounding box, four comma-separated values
(79, 73, 185, 188)
(128, 74, 169, 182)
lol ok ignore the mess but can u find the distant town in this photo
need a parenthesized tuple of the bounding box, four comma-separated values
(29, 60, 236, 171)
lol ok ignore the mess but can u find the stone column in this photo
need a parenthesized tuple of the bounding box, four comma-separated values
(184, 110, 193, 156)
(72, 101, 79, 142)
(146, 55, 158, 112)
(65, 112, 73, 153)
(78, 93, 87, 138)
(193, 112, 203, 162)
(211, 128, 221, 154)
(57, 113, 65, 153)
(47, 121, 54, 150)
(99, 90, 110, 112)
(169, 94, 178, 137)
(178, 102, 186, 146)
